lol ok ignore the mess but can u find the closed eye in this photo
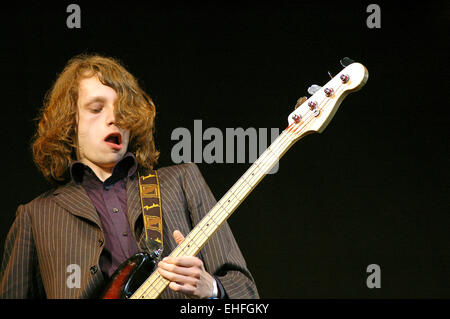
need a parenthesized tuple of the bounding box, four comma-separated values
(90, 104, 103, 113)
(83, 96, 106, 114)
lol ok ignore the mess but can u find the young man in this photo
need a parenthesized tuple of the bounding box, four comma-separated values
(0, 54, 259, 299)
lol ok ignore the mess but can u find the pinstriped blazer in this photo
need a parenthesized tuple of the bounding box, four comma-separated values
(0, 163, 259, 299)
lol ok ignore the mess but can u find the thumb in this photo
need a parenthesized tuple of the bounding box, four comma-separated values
(173, 230, 185, 245)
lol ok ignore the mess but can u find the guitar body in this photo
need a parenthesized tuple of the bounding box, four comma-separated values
(101, 252, 157, 299)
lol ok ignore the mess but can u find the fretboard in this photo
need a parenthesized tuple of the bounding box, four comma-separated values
(131, 128, 298, 299)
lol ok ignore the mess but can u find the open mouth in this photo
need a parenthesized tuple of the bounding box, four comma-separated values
(104, 132, 122, 149)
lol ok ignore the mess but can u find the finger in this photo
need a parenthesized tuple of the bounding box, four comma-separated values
(158, 260, 201, 278)
(163, 256, 203, 268)
(173, 230, 185, 245)
(168, 282, 197, 296)
(157, 266, 199, 286)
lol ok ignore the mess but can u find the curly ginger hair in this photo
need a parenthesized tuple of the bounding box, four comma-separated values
(32, 54, 159, 184)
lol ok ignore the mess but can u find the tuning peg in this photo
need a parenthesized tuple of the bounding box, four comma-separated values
(294, 96, 307, 109)
(307, 84, 322, 95)
(340, 57, 355, 67)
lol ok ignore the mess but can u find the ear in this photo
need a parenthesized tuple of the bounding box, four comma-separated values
(74, 102, 79, 126)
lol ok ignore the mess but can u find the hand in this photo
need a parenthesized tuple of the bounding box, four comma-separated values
(157, 230, 215, 299)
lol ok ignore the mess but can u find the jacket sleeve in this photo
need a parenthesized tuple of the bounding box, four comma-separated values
(0, 205, 45, 298)
(182, 163, 259, 299)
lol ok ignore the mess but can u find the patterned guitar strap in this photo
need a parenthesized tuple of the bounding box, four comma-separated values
(137, 170, 164, 260)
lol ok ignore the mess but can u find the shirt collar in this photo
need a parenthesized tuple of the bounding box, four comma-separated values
(70, 152, 138, 186)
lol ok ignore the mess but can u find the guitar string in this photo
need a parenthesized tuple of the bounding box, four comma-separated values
(135, 77, 349, 299)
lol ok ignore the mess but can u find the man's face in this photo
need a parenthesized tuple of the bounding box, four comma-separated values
(76, 75, 130, 175)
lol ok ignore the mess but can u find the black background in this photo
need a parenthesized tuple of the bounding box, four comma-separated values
(0, 0, 448, 298)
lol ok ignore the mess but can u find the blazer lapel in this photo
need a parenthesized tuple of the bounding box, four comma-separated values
(52, 177, 143, 236)
(126, 174, 142, 234)
(52, 181, 102, 229)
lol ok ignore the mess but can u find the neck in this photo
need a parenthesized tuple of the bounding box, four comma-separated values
(93, 167, 113, 182)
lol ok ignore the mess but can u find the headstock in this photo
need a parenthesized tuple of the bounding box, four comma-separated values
(286, 61, 368, 140)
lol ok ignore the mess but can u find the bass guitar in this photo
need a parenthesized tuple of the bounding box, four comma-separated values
(101, 58, 369, 299)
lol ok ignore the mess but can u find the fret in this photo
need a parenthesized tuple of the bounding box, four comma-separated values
(146, 279, 166, 298)
(176, 219, 213, 257)
(145, 279, 163, 298)
(264, 143, 280, 162)
(182, 237, 201, 256)
(234, 176, 252, 195)
(238, 174, 254, 194)
(191, 226, 210, 246)
(136, 272, 165, 299)
(219, 190, 238, 208)
(226, 188, 241, 205)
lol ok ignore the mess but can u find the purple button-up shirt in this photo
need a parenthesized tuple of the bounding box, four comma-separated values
(70, 152, 139, 278)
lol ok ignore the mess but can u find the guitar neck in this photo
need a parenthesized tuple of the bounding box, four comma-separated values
(131, 128, 299, 299)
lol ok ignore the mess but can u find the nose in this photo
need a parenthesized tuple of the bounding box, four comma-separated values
(105, 105, 116, 126)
